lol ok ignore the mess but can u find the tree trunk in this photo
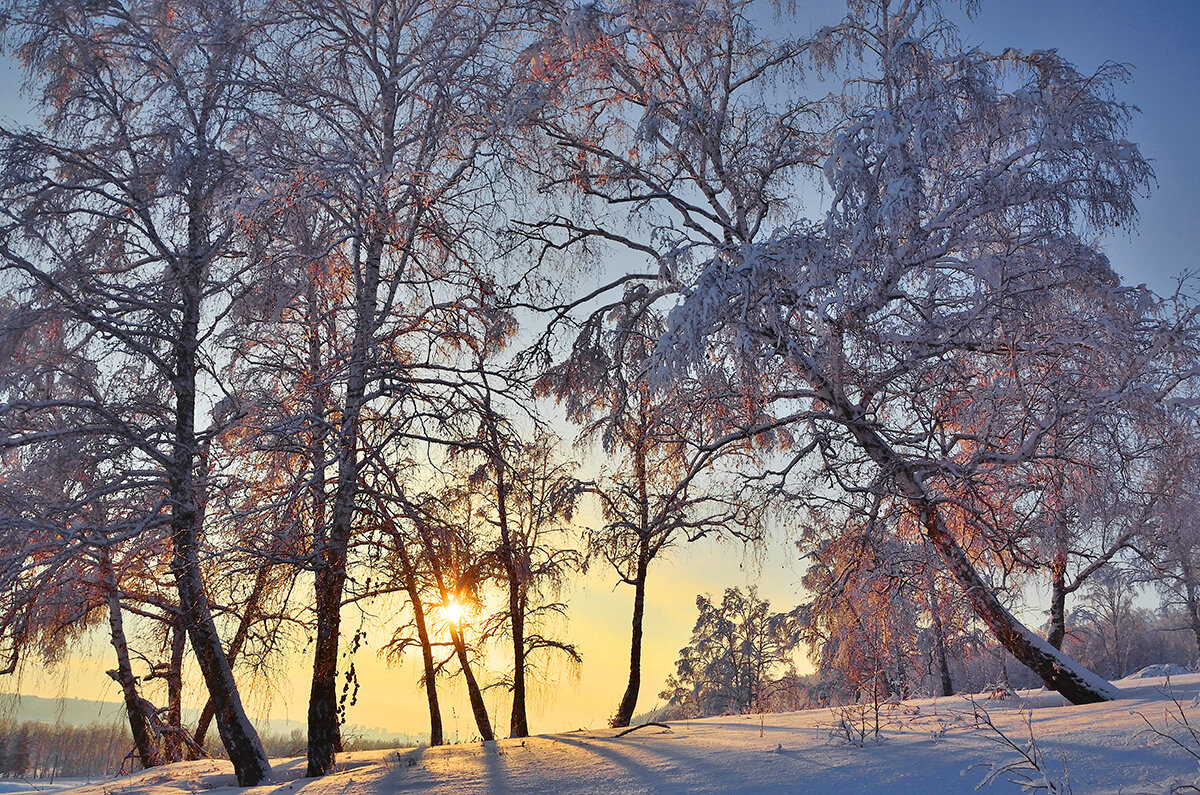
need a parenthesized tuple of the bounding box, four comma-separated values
(395, 537, 443, 746)
(840, 411, 1115, 704)
(612, 543, 649, 727)
(933, 632, 954, 697)
(171, 506, 271, 783)
(170, 241, 271, 786)
(483, 386, 528, 739)
(308, 229, 383, 776)
(927, 581, 954, 697)
(613, 435, 653, 728)
(450, 623, 494, 741)
(307, 562, 347, 775)
(398, 490, 492, 741)
(163, 617, 186, 762)
(193, 564, 272, 752)
(510, 583, 528, 738)
(1046, 503, 1070, 650)
(99, 547, 162, 770)
(1047, 555, 1068, 651)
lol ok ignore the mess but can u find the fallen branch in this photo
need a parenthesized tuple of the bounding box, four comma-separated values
(614, 722, 671, 738)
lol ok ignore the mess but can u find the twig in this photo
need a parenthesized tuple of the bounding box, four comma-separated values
(614, 721, 671, 738)
(968, 700, 1071, 794)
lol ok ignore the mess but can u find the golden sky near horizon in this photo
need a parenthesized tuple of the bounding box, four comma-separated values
(6, 530, 810, 740)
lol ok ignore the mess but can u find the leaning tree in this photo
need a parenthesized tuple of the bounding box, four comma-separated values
(662, 0, 1194, 703)
(524, 0, 1196, 704)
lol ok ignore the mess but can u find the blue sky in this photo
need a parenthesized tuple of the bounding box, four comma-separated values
(967, 0, 1200, 293)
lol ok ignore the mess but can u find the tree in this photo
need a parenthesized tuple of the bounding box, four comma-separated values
(1131, 418, 1200, 660)
(394, 482, 497, 742)
(660, 587, 800, 718)
(0, 2, 274, 778)
(541, 296, 766, 727)
(660, 0, 1189, 704)
(375, 487, 449, 748)
(472, 422, 583, 738)
(1067, 566, 1143, 679)
(266, 0, 527, 771)
(1024, 426, 1161, 651)
(801, 510, 923, 702)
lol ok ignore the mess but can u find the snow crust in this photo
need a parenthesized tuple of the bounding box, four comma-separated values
(27, 674, 1200, 794)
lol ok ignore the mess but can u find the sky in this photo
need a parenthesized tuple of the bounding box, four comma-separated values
(1, 0, 1198, 740)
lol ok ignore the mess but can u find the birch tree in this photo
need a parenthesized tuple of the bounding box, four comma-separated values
(663, 0, 1187, 704)
(512, 0, 826, 725)
(472, 423, 583, 738)
(269, 0, 527, 770)
(0, 0, 273, 781)
(541, 295, 766, 727)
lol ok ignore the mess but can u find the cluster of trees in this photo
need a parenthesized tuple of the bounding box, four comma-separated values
(1, 0, 1198, 783)
(659, 588, 805, 719)
(796, 436, 1200, 702)
(0, 720, 130, 779)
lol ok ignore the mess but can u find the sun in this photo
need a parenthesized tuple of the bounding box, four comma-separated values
(444, 598, 463, 625)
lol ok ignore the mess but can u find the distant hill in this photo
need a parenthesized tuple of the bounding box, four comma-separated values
(0, 693, 424, 746)
(0, 692, 126, 726)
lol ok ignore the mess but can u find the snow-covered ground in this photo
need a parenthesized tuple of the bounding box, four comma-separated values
(30, 672, 1200, 794)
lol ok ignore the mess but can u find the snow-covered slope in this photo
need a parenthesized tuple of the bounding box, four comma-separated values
(39, 673, 1200, 794)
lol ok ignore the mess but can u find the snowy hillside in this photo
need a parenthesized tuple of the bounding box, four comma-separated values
(26, 672, 1200, 795)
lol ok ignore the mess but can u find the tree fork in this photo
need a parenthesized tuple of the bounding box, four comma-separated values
(99, 546, 162, 770)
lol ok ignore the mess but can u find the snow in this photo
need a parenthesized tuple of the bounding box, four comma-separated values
(1129, 664, 1194, 680)
(40, 674, 1200, 794)
(0, 782, 96, 794)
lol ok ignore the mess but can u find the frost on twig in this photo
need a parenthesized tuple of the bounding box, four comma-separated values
(1134, 677, 1200, 762)
(967, 702, 1071, 794)
(1132, 677, 1200, 793)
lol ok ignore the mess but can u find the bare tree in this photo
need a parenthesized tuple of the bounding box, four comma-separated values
(373, 486, 448, 748)
(0, 0, 275, 779)
(395, 483, 496, 742)
(471, 420, 583, 738)
(1024, 425, 1162, 651)
(510, 0, 822, 726)
(541, 296, 765, 727)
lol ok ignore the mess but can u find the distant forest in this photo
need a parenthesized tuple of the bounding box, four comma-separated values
(0, 718, 411, 780)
